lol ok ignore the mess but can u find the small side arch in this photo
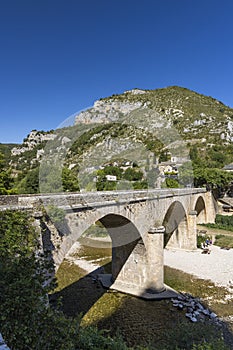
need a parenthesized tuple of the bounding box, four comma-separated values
(163, 201, 188, 249)
(194, 196, 207, 224)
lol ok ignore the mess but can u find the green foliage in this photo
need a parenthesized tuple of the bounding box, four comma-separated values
(77, 326, 130, 350)
(196, 234, 211, 248)
(190, 143, 233, 171)
(145, 139, 164, 155)
(0, 169, 14, 194)
(39, 163, 63, 193)
(193, 166, 233, 190)
(103, 165, 123, 179)
(164, 177, 179, 188)
(191, 341, 228, 350)
(190, 144, 233, 192)
(201, 215, 233, 247)
(0, 152, 14, 194)
(16, 167, 39, 194)
(0, 143, 17, 162)
(69, 123, 114, 155)
(95, 165, 146, 191)
(62, 166, 80, 192)
(123, 168, 143, 181)
(133, 180, 148, 189)
(215, 214, 233, 227)
(0, 210, 137, 350)
(159, 320, 228, 350)
(159, 150, 170, 162)
(95, 166, 122, 191)
(214, 234, 233, 249)
(0, 211, 55, 349)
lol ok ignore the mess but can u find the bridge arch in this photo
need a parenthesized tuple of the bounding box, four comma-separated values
(162, 201, 188, 249)
(54, 211, 147, 288)
(194, 196, 207, 224)
(99, 214, 145, 281)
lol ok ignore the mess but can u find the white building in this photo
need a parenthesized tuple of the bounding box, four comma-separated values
(106, 175, 117, 181)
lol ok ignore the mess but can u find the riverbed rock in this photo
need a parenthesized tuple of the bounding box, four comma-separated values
(171, 293, 219, 323)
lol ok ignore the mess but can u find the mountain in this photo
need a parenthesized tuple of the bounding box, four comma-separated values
(4, 86, 233, 194)
(74, 86, 233, 143)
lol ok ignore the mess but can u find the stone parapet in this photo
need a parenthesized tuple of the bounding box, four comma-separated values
(0, 188, 206, 210)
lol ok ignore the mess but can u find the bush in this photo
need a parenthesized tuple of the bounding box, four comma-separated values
(0, 210, 134, 350)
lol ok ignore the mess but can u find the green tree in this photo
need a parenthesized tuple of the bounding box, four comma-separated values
(103, 165, 123, 179)
(123, 168, 143, 181)
(0, 152, 14, 194)
(193, 167, 233, 192)
(164, 177, 179, 188)
(159, 150, 170, 162)
(39, 164, 63, 193)
(62, 167, 79, 192)
(0, 210, 132, 350)
(178, 162, 194, 186)
(133, 180, 148, 189)
(17, 167, 39, 194)
(96, 169, 107, 191)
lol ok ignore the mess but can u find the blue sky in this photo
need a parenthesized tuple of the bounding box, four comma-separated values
(1, 0, 233, 143)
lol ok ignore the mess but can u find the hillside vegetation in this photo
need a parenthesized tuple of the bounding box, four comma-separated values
(1, 86, 233, 194)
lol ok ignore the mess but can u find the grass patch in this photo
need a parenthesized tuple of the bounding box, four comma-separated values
(53, 259, 86, 292)
(205, 223, 233, 232)
(73, 243, 112, 262)
(214, 235, 233, 249)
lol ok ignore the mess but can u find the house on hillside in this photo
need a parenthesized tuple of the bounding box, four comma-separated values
(158, 162, 178, 176)
(105, 175, 117, 181)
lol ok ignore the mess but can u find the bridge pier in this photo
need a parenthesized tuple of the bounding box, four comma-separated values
(204, 191, 217, 223)
(100, 225, 178, 299)
(146, 226, 165, 293)
(187, 210, 198, 250)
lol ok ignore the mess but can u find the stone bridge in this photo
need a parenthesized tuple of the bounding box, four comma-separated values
(0, 188, 217, 299)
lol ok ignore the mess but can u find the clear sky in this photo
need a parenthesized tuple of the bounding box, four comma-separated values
(1, 0, 233, 143)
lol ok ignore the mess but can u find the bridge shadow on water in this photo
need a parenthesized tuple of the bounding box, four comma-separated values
(49, 262, 233, 349)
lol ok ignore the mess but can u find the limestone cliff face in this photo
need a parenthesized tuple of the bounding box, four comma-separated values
(75, 99, 144, 125)
(73, 86, 233, 143)
(11, 130, 56, 156)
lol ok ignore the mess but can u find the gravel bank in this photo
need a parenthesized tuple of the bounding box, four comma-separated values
(164, 245, 233, 290)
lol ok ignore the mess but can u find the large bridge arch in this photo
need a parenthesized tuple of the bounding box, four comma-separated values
(54, 209, 144, 262)
(99, 214, 145, 281)
(51, 210, 149, 291)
